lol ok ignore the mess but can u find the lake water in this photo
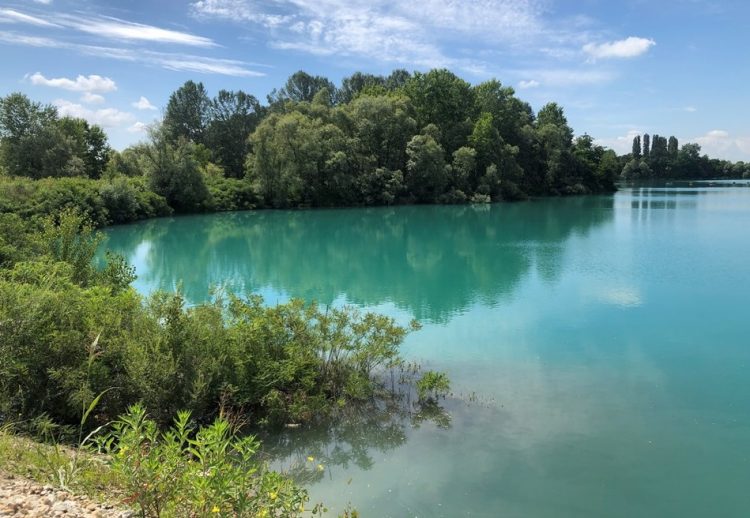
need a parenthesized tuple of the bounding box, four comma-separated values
(102, 182, 750, 517)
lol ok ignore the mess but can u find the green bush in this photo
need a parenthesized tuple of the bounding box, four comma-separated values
(416, 371, 451, 402)
(0, 175, 171, 227)
(104, 404, 316, 517)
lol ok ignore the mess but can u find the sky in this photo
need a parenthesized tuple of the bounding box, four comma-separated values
(1, 0, 748, 161)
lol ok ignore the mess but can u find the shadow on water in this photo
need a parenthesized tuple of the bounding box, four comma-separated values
(102, 196, 615, 323)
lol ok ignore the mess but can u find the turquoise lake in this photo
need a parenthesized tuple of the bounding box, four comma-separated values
(102, 182, 750, 517)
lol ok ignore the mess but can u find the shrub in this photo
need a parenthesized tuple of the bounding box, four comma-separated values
(415, 371, 450, 402)
(105, 404, 316, 517)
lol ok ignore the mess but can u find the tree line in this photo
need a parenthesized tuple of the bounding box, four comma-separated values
(623, 133, 750, 180)
(1, 69, 622, 219)
(2, 69, 748, 224)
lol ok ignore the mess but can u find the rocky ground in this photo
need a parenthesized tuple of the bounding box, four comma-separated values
(0, 472, 132, 518)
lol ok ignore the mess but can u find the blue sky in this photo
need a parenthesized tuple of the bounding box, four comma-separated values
(1, 0, 748, 160)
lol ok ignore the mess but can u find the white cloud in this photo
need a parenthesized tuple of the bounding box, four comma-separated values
(0, 8, 59, 27)
(152, 54, 264, 76)
(191, 0, 290, 27)
(583, 36, 655, 59)
(518, 79, 540, 89)
(0, 8, 215, 47)
(518, 68, 616, 87)
(31, 0, 53, 4)
(693, 130, 750, 160)
(594, 129, 643, 155)
(81, 92, 105, 104)
(0, 32, 265, 77)
(53, 99, 135, 128)
(127, 121, 148, 133)
(132, 96, 157, 111)
(28, 72, 117, 93)
(0, 31, 58, 47)
(597, 129, 750, 161)
(684, 106, 697, 112)
(67, 15, 215, 47)
(191, 0, 546, 68)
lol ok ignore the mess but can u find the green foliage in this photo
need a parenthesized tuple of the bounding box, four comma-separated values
(163, 80, 211, 144)
(145, 127, 209, 212)
(415, 371, 451, 402)
(622, 133, 745, 180)
(0, 211, 419, 429)
(40, 207, 102, 286)
(205, 90, 264, 178)
(105, 404, 315, 517)
(0, 93, 110, 179)
(0, 175, 171, 227)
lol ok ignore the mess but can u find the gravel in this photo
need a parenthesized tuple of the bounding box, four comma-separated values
(0, 471, 133, 517)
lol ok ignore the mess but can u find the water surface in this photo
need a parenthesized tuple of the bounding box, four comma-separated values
(103, 183, 750, 517)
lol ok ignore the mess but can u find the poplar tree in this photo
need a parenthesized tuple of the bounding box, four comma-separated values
(632, 135, 641, 159)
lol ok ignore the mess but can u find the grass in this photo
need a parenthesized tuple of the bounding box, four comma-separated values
(0, 424, 122, 503)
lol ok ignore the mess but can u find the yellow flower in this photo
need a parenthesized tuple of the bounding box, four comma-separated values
(299, 504, 305, 513)
(317, 464, 324, 472)
(258, 510, 268, 518)
(211, 505, 220, 514)
(269, 491, 278, 501)
(306, 456, 314, 462)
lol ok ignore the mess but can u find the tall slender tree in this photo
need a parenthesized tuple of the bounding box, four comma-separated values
(632, 135, 642, 159)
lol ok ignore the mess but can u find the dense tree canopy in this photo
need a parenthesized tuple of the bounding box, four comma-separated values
(2, 69, 747, 219)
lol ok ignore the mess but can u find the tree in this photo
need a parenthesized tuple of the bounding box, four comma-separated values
(405, 131, 447, 202)
(450, 146, 476, 193)
(205, 90, 263, 178)
(668, 136, 679, 157)
(145, 126, 209, 212)
(248, 109, 350, 207)
(632, 135, 642, 159)
(163, 81, 211, 144)
(343, 93, 416, 172)
(650, 134, 669, 177)
(621, 159, 652, 179)
(404, 69, 475, 155)
(337, 72, 386, 104)
(643, 133, 650, 157)
(268, 71, 336, 105)
(536, 103, 573, 146)
(0, 93, 63, 178)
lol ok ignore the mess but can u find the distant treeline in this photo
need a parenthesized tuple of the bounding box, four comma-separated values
(622, 133, 750, 180)
(1, 69, 747, 224)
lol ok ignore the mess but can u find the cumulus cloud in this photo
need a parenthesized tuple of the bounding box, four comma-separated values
(80, 92, 105, 104)
(28, 72, 117, 93)
(693, 130, 750, 160)
(132, 96, 157, 110)
(53, 99, 135, 128)
(583, 36, 655, 59)
(518, 79, 540, 89)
